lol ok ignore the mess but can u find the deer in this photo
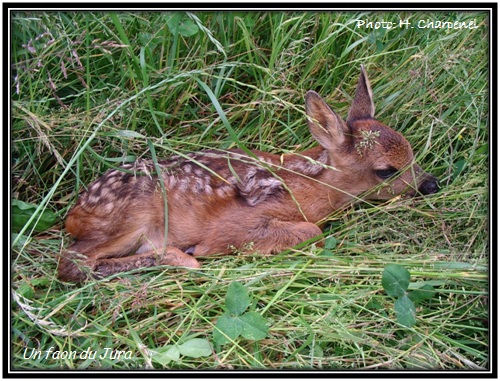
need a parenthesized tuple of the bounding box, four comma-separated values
(58, 66, 439, 283)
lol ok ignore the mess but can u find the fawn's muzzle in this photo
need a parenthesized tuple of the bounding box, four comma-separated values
(418, 174, 439, 195)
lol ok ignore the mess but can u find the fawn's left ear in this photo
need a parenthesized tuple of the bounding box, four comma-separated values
(347, 65, 375, 124)
(305, 90, 350, 150)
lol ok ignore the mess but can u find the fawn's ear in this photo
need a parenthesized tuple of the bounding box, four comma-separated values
(347, 65, 375, 123)
(305, 90, 350, 150)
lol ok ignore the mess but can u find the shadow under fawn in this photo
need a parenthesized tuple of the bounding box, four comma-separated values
(59, 66, 439, 282)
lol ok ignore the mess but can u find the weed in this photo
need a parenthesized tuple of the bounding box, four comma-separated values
(213, 281, 269, 347)
(355, 130, 381, 156)
(381, 264, 436, 328)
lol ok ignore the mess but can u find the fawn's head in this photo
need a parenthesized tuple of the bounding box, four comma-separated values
(305, 66, 438, 201)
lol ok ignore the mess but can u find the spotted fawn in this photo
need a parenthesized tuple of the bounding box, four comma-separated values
(59, 66, 439, 282)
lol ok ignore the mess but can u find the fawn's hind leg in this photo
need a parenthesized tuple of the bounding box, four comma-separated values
(92, 247, 201, 279)
(58, 244, 200, 283)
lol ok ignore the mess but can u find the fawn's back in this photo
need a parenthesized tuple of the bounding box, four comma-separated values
(59, 66, 438, 282)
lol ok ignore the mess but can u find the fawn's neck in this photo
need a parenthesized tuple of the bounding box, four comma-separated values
(276, 146, 354, 223)
(279, 146, 330, 177)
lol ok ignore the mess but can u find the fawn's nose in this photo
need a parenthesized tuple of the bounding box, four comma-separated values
(418, 174, 439, 195)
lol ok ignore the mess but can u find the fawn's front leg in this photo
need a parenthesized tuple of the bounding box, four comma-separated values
(191, 218, 323, 257)
(251, 219, 324, 254)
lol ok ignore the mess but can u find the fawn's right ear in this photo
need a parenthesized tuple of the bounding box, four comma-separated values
(305, 90, 350, 150)
(347, 65, 375, 123)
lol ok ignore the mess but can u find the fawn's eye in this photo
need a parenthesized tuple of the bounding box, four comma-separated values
(375, 167, 398, 179)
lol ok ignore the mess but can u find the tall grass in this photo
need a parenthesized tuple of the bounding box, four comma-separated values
(10, 11, 489, 372)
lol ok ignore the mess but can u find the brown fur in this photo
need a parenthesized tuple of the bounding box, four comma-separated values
(58, 66, 438, 282)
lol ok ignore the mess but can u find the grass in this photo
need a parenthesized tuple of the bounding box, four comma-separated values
(10, 10, 490, 372)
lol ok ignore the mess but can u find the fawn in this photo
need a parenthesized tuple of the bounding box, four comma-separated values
(59, 66, 438, 282)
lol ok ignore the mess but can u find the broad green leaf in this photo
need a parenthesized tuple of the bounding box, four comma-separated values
(324, 236, 337, 250)
(453, 158, 466, 179)
(151, 345, 179, 366)
(12, 199, 57, 232)
(225, 281, 250, 316)
(366, 297, 388, 317)
(109, 129, 145, 138)
(408, 284, 436, 304)
(165, 13, 183, 35)
(395, 295, 416, 328)
(320, 249, 334, 257)
(177, 338, 212, 358)
(434, 261, 487, 270)
(166, 13, 198, 37)
(382, 264, 410, 297)
(138, 32, 153, 46)
(17, 283, 34, 299)
(213, 313, 242, 346)
(11, 233, 30, 248)
(311, 345, 324, 358)
(177, 19, 198, 37)
(238, 312, 269, 341)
